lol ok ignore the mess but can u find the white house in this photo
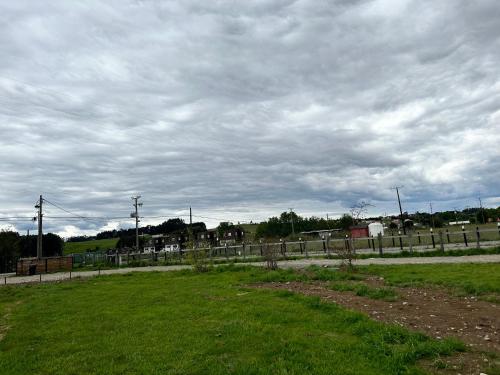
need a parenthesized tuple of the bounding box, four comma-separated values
(368, 222, 384, 237)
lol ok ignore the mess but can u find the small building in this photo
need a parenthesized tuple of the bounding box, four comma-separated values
(300, 229, 343, 239)
(349, 224, 369, 238)
(196, 229, 217, 246)
(368, 222, 384, 237)
(144, 233, 185, 253)
(222, 227, 244, 244)
(17, 256, 73, 276)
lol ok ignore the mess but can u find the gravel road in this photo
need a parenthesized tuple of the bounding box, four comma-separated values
(1, 254, 499, 286)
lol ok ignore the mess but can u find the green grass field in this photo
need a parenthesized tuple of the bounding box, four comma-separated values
(63, 238, 119, 255)
(361, 263, 500, 296)
(3, 264, 498, 374)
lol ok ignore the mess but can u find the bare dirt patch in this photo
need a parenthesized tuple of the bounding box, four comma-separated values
(253, 280, 500, 374)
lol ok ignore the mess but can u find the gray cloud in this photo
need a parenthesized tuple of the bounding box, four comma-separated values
(1, 0, 499, 236)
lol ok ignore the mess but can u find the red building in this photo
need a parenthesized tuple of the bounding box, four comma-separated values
(349, 224, 369, 238)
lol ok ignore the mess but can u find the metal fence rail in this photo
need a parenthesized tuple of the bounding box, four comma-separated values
(65, 227, 500, 267)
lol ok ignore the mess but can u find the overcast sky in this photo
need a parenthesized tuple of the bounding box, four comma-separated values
(1, 0, 499, 237)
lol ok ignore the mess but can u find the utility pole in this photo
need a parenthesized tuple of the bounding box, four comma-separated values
(35, 195, 43, 259)
(189, 206, 193, 248)
(429, 202, 435, 228)
(478, 197, 486, 224)
(289, 208, 295, 236)
(131, 196, 142, 252)
(392, 186, 406, 234)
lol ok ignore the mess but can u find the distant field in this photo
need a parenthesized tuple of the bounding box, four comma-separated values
(63, 238, 118, 254)
(240, 223, 258, 240)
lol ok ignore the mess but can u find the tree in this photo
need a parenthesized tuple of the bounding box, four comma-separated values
(18, 233, 63, 257)
(0, 231, 20, 273)
(349, 201, 374, 222)
(43, 233, 64, 257)
(338, 214, 354, 230)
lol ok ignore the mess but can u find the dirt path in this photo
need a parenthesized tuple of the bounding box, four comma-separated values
(254, 281, 500, 374)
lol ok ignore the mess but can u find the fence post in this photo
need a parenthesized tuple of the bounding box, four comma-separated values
(476, 226, 480, 248)
(417, 231, 421, 244)
(349, 237, 355, 255)
(326, 235, 331, 257)
(438, 231, 444, 252)
(371, 237, 375, 251)
(430, 229, 435, 248)
(408, 232, 413, 254)
(322, 236, 326, 253)
(391, 232, 395, 247)
(304, 240, 309, 258)
(298, 238, 303, 254)
(398, 231, 403, 250)
(377, 233, 383, 256)
(462, 225, 468, 247)
(446, 229, 450, 243)
(242, 243, 246, 259)
(225, 243, 229, 260)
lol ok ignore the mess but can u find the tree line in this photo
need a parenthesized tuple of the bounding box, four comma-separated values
(0, 231, 64, 273)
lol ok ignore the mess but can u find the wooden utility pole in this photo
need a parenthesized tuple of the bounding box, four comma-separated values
(131, 196, 142, 252)
(36, 195, 43, 259)
(189, 206, 193, 248)
(478, 197, 486, 224)
(392, 186, 406, 234)
(429, 202, 435, 228)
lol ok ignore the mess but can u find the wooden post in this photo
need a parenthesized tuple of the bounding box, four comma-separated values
(417, 231, 421, 244)
(431, 229, 435, 248)
(446, 229, 450, 243)
(476, 226, 480, 248)
(326, 236, 331, 257)
(398, 232, 403, 250)
(377, 233, 383, 256)
(391, 232, 395, 247)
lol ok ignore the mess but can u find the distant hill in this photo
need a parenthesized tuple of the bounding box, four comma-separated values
(63, 238, 119, 255)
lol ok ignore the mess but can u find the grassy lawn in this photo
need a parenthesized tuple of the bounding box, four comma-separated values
(0, 265, 473, 375)
(361, 263, 500, 296)
(63, 238, 119, 255)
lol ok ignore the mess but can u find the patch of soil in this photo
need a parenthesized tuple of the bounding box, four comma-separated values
(252, 281, 500, 374)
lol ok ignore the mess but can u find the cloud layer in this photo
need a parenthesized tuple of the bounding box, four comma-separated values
(1, 0, 499, 236)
